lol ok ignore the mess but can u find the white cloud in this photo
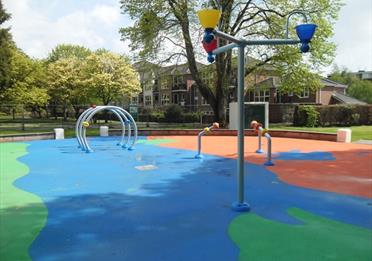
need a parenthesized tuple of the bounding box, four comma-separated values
(92, 5, 120, 25)
(3, 0, 130, 58)
(3, 0, 371, 73)
(324, 0, 372, 73)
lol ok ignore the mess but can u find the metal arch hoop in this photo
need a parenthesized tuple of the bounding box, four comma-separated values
(75, 106, 138, 153)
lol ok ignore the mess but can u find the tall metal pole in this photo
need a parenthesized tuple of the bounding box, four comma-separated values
(237, 45, 245, 204)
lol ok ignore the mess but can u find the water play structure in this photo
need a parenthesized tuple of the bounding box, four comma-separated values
(251, 121, 274, 166)
(195, 122, 219, 159)
(197, 9, 317, 211)
(76, 105, 138, 152)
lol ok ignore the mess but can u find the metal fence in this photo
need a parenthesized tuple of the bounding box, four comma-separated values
(0, 104, 212, 133)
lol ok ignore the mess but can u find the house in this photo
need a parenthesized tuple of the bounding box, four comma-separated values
(244, 76, 365, 105)
(132, 60, 363, 115)
(132, 61, 216, 114)
(352, 70, 372, 81)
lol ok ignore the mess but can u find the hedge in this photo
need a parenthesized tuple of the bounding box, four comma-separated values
(294, 104, 372, 126)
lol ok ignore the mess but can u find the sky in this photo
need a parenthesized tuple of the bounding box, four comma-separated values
(2, 0, 372, 75)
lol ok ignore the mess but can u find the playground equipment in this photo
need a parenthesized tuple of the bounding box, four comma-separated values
(251, 121, 274, 166)
(197, 9, 316, 212)
(76, 105, 138, 152)
(195, 122, 219, 159)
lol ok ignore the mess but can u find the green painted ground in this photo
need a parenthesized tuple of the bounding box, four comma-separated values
(138, 138, 177, 145)
(0, 143, 47, 261)
(272, 125, 372, 141)
(229, 208, 372, 261)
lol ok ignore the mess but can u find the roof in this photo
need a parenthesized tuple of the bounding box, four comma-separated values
(159, 62, 205, 75)
(331, 92, 367, 105)
(254, 77, 279, 89)
(322, 78, 348, 88)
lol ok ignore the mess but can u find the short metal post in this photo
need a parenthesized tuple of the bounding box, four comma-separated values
(264, 133, 274, 166)
(256, 127, 264, 153)
(195, 123, 219, 159)
(195, 130, 205, 159)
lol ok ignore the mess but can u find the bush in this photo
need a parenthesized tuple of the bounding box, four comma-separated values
(294, 105, 319, 127)
(164, 104, 184, 123)
(139, 111, 165, 122)
(183, 112, 199, 123)
(335, 106, 354, 126)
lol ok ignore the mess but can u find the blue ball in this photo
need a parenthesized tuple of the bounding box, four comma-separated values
(300, 43, 310, 53)
(203, 31, 214, 44)
(207, 53, 215, 63)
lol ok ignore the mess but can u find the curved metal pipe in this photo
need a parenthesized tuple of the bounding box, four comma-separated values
(76, 107, 95, 148)
(75, 106, 137, 152)
(195, 123, 218, 159)
(285, 10, 309, 39)
(82, 107, 130, 152)
(264, 133, 274, 166)
(256, 127, 264, 153)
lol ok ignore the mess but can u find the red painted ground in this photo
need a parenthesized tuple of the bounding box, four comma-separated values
(149, 136, 372, 198)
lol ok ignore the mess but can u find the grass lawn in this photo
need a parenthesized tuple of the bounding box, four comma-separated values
(272, 125, 372, 141)
(1, 122, 371, 142)
(0, 129, 100, 138)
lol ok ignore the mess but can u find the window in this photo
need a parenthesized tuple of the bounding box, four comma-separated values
(254, 89, 269, 102)
(131, 96, 138, 105)
(160, 77, 168, 90)
(299, 87, 310, 98)
(201, 71, 215, 87)
(173, 94, 178, 104)
(161, 94, 170, 105)
(145, 95, 152, 106)
(144, 82, 153, 91)
(201, 96, 209, 105)
(173, 75, 183, 86)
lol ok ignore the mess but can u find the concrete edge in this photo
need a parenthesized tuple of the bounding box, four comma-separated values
(0, 129, 338, 143)
(0, 132, 55, 142)
(110, 129, 338, 142)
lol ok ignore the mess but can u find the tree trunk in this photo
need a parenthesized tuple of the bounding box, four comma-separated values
(170, 0, 233, 127)
(45, 106, 49, 119)
(63, 103, 68, 121)
(73, 106, 80, 119)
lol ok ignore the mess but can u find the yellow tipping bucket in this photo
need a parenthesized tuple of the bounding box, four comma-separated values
(197, 9, 221, 29)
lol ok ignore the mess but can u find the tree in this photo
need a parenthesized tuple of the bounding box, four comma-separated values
(84, 51, 141, 105)
(0, 0, 14, 96)
(46, 44, 94, 119)
(120, 0, 342, 124)
(329, 68, 372, 104)
(4, 49, 49, 117)
(348, 81, 372, 104)
(47, 44, 92, 62)
(46, 56, 88, 119)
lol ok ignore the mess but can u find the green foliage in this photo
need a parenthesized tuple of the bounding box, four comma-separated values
(120, 0, 342, 122)
(183, 112, 199, 123)
(0, 0, 14, 95)
(329, 68, 372, 104)
(84, 52, 141, 105)
(348, 81, 372, 104)
(47, 44, 92, 63)
(47, 56, 87, 106)
(4, 49, 49, 110)
(309, 105, 370, 126)
(295, 105, 319, 127)
(139, 111, 165, 122)
(164, 104, 183, 123)
(334, 105, 354, 126)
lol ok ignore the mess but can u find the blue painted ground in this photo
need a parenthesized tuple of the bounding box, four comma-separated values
(16, 137, 371, 261)
(273, 150, 335, 161)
